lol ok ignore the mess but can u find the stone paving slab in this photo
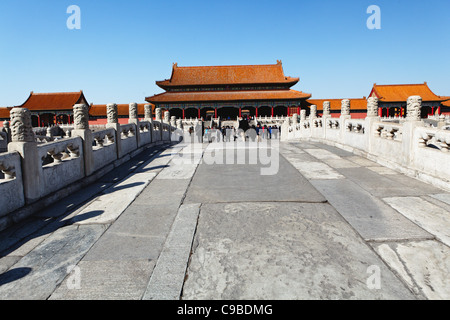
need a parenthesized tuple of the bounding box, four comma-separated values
(336, 167, 440, 197)
(70, 172, 157, 225)
(49, 260, 155, 300)
(0, 224, 107, 300)
(304, 148, 342, 160)
(182, 202, 416, 300)
(156, 162, 199, 180)
(304, 142, 355, 157)
(183, 152, 326, 204)
(383, 196, 450, 247)
(430, 193, 450, 206)
(310, 179, 433, 241)
(372, 240, 450, 299)
(346, 156, 379, 167)
(366, 166, 399, 175)
(291, 161, 345, 180)
(143, 203, 201, 300)
(323, 158, 361, 169)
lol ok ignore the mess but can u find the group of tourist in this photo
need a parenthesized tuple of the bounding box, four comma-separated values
(201, 123, 279, 143)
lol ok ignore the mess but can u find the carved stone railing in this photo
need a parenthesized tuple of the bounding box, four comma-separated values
(138, 121, 152, 147)
(0, 105, 180, 232)
(92, 128, 117, 172)
(37, 137, 84, 197)
(373, 122, 403, 141)
(255, 116, 287, 126)
(282, 96, 450, 191)
(152, 120, 162, 142)
(0, 132, 7, 153)
(161, 122, 171, 141)
(416, 127, 450, 153)
(345, 119, 365, 134)
(0, 152, 24, 219)
(119, 123, 138, 157)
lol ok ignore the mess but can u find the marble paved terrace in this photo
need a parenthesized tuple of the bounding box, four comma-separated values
(0, 140, 449, 300)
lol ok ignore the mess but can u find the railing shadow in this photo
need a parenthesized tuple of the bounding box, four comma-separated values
(0, 141, 180, 286)
(0, 267, 32, 286)
(0, 208, 104, 287)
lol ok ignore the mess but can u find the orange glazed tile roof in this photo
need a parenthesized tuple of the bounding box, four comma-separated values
(147, 89, 311, 104)
(156, 61, 299, 88)
(0, 107, 11, 119)
(370, 83, 446, 102)
(441, 97, 450, 107)
(18, 91, 88, 111)
(306, 98, 368, 111)
(89, 104, 150, 117)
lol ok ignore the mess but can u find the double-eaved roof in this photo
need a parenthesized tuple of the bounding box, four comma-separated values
(156, 60, 299, 89)
(147, 61, 311, 104)
(148, 89, 311, 104)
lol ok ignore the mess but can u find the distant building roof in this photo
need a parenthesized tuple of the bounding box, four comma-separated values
(156, 60, 299, 88)
(0, 107, 11, 119)
(89, 104, 150, 117)
(306, 98, 368, 111)
(18, 91, 88, 111)
(369, 83, 446, 103)
(441, 97, 450, 107)
(147, 89, 311, 104)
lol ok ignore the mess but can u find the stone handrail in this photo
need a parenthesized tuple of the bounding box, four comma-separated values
(373, 121, 403, 141)
(91, 128, 117, 172)
(282, 96, 450, 191)
(0, 152, 24, 220)
(92, 128, 116, 149)
(37, 137, 84, 197)
(0, 105, 179, 232)
(416, 127, 450, 152)
(0, 132, 7, 152)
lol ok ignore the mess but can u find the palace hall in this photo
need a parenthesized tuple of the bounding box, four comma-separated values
(145, 61, 312, 120)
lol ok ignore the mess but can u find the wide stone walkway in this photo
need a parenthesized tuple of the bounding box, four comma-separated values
(0, 140, 449, 300)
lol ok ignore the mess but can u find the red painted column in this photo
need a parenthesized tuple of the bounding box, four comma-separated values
(438, 106, 441, 115)
(378, 107, 383, 117)
(255, 107, 258, 118)
(182, 109, 185, 119)
(198, 108, 201, 119)
(431, 107, 435, 116)
(271, 107, 274, 117)
(239, 108, 242, 118)
(297, 106, 300, 115)
(38, 115, 41, 127)
(215, 108, 217, 118)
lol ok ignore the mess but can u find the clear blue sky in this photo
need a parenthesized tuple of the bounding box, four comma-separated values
(0, 0, 449, 107)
